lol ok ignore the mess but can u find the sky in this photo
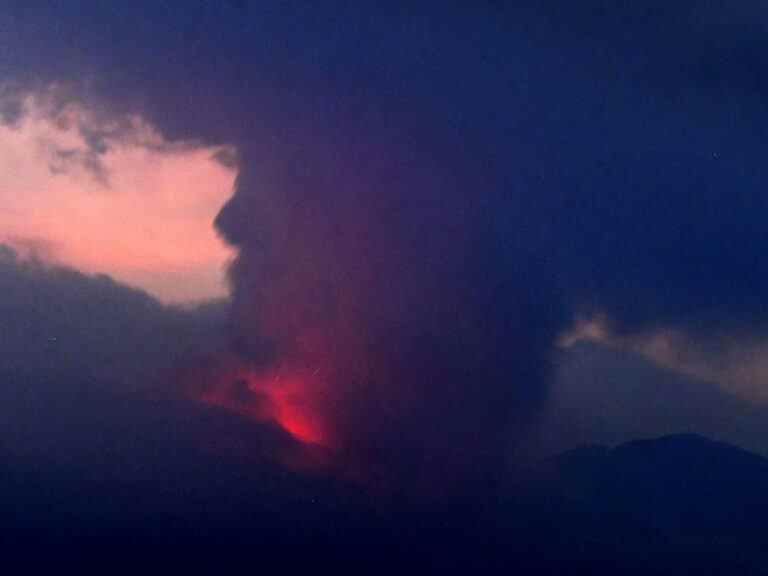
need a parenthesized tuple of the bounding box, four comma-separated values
(3, 0, 768, 508)
(0, 90, 235, 303)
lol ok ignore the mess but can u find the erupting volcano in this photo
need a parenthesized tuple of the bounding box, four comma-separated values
(191, 113, 566, 492)
(193, 356, 332, 449)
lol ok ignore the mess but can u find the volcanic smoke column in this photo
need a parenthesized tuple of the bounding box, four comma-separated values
(213, 121, 566, 491)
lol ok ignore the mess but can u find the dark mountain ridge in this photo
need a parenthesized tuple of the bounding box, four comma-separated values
(3, 419, 768, 573)
(508, 434, 768, 574)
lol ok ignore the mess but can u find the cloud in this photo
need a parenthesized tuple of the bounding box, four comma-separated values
(562, 315, 768, 404)
(0, 89, 236, 303)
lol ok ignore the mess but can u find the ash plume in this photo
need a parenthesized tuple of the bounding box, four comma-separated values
(214, 119, 567, 490)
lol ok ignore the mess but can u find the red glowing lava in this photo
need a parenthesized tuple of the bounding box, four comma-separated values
(267, 375, 326, 445)
(192, 358, 331, 449)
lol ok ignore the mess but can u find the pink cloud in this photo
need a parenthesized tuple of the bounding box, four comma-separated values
(0, 94, 236, 303)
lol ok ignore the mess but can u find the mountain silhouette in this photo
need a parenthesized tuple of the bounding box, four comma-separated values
(2, 412, 767, 573)
(509, 434, 768, 573)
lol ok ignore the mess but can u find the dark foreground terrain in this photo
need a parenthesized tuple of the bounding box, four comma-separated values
(1, 392, 766, 575)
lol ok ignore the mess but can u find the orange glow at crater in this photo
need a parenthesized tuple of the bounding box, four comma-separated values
(267, 374, 327, 445)
(193, 358, 332, 449)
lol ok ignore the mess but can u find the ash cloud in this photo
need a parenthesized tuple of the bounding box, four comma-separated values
(215, 127, 566, 490)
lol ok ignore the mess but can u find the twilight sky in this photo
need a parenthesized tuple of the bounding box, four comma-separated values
(3, 1, 768, 491)
(0, 91, 235, 303)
